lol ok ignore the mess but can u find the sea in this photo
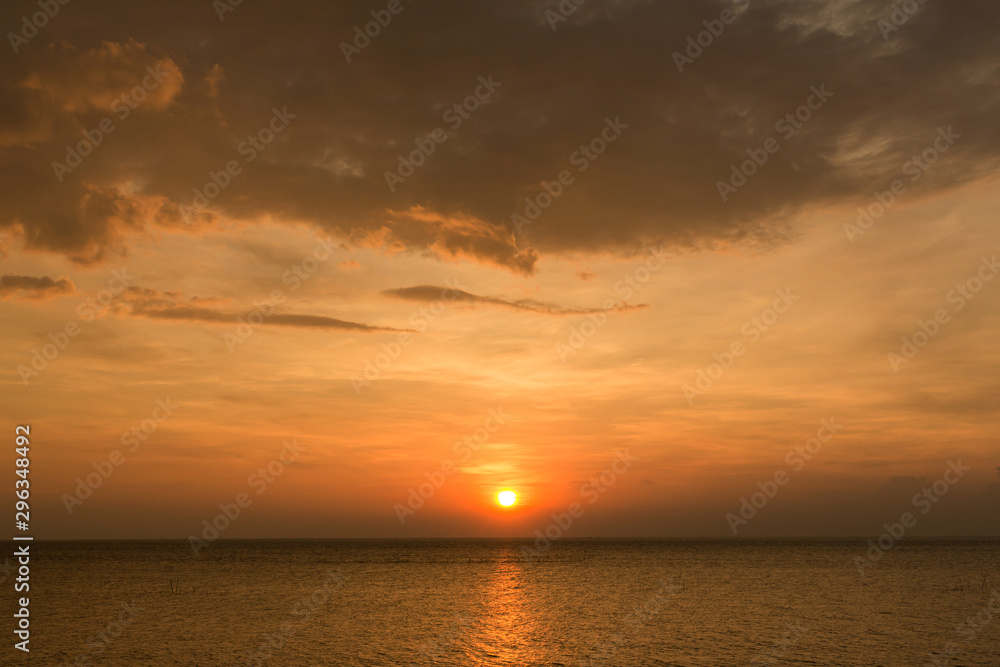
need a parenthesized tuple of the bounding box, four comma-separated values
(22, 539, 1000, 666)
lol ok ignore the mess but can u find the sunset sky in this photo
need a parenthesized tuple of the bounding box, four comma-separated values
(2, 0, 998, 539)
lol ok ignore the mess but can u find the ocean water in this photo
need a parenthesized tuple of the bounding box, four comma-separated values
(23, 539, 1000, 666)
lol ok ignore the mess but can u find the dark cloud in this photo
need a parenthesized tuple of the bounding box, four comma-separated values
(117, 286, 406, 332)
(383, 285, 646, 315)
(0, 274, 76, 300)
(0, 0, 998, 271)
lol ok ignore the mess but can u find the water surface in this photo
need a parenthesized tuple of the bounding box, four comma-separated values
(25, 539, 1000, 666)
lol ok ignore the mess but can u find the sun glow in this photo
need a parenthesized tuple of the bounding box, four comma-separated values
(496, 490, 518, 507)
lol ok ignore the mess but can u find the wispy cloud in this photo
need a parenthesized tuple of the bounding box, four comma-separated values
(0, 274, 76, 300)
(118, 286, 407, 332)
(383, 285, 646, 315)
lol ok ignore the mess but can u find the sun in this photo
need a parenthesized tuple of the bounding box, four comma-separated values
(496, 490, 518, 507)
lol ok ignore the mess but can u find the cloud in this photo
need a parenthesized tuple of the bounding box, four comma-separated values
(996, 465, 1000, 477)
(363, 206, 538, 275)
(382, 284, 646, 315)
(0, 38, 182, 151)
(116, 287, 407, 332)
(1, 0, 998, 271)
(0, 274, 76, 300)
(30, 40, 183, 116)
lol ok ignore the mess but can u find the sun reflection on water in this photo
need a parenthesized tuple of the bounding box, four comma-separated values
(463, 543, 543, 666)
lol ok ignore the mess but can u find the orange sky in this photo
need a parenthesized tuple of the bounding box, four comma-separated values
(1, 0, 998, 539)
